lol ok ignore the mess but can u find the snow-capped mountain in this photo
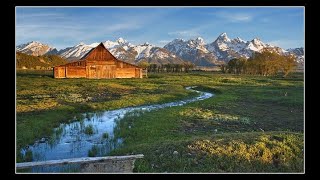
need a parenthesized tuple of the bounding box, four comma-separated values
(287, 47, 304, 56)
(16, 34, 304, 66)
(104, 37, 133, 50)
(16, 41, 57, 56)
(287, 47, 304, 66)
(164, 32, 301, 66)
(58, 42, 99, 60)
(57, 38, 133, 60)
(163, 37, 224, 66)
(205, 33, 281, 60)
(132, 46, 185, 64)
(55, 38, 184, 64)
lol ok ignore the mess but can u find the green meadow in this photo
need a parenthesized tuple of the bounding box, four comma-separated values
(16, 70, 304, 172)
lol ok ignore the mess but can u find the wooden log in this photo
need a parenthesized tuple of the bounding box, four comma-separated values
(16, 154, 144, 170)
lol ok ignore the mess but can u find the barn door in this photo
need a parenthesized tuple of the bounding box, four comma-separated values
(96, 65, 102, 79)
(87, 65, 116, 79)
(135, 68, 140, 78)
(88, 66, 97, 78)
(110, 65, 116, 78)
(104, 65, 116, 79)
(101, 65, 108, 78)
(59, 67, 66, 78)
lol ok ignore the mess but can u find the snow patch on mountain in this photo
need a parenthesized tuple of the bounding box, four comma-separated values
(103, 37, 133, 50)
(164, 37, 222, 66)
(205, 33, 283, 60)
(131, 43, 155, 59)
(287, 47, 304, 65)
(58, 42, 99, 60)
(17, 41, 57, 56)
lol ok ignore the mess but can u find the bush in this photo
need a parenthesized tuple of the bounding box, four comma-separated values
(84, 124, 94, 135)
(88, 145, 99, 157)
(224, 49, 297, 77)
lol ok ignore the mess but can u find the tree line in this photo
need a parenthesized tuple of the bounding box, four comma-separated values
(16, 52, 67, 69)
(220, 49, 297, 77)
(138, 61, 196, 73)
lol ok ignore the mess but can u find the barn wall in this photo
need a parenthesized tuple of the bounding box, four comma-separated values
(137, 68, 143, 78)
(54, 65, 142, 79)
(66, 66, 86, 78)
(54, 67, 66, 78)
(86, 65, 116, 79)
(115, 68, 139, 78)
(115, 61, 138, 68)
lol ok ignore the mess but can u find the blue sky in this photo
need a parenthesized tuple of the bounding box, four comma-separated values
(16, 7, 304, 50)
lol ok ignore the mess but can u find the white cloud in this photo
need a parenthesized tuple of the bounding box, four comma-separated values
(104, 21, 141, 33)
(156, 40, 172, 47)
(159, 40, 171, 43)
(16, 12, 65, 18)
(215, 12, 253, 22)
(16, 8, 170, 49)
(168, 29, 200, 38)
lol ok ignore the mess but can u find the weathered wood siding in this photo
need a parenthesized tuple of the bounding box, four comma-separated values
(115, 68, 136, 78)
(66, 66, 86, 78)
(114, 61, 141, 78)
(54, 66, 66, 78)
(82, 44, 116, 61)
(86, 65, 115, 79)
(53, 43, 142, 79)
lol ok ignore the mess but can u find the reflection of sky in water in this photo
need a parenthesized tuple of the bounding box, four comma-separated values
(20, 87, 214, 167)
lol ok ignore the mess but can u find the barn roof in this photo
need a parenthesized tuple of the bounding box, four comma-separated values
(79, 43, 106, 60)
(80, 42, 140, 68)
(55, 42, 141, 68)
(54, 59, 85, 67)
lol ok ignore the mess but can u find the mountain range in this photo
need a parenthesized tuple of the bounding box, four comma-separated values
(16, 33, 304, 67)
(16, 41, 58, 56)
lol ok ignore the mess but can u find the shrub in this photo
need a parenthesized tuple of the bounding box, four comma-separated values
(84, 124, 94, 135)
(88, 145, 99, 157)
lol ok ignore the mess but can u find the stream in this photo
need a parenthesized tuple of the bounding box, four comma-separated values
(19, 86, 214, 172)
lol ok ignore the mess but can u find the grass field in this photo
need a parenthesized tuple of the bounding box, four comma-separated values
(16, 70, 304, 172)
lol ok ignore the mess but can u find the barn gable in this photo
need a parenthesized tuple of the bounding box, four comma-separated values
(81, 43, 117, 61)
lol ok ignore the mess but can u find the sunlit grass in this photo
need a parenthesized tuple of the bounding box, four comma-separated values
(179, 108, 214, 120)
(188, 133, 303, 172)
(16, 70, 303, 172)
(111, 131, 303, 172)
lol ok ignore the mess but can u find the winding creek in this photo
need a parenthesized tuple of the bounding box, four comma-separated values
(20, 87, 214, 172)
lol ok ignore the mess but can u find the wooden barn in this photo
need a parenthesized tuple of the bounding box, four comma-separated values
(54, 42, 143, 79)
